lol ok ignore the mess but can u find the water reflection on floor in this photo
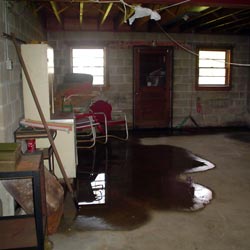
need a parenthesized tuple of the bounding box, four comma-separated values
(62, 135, 215, 232)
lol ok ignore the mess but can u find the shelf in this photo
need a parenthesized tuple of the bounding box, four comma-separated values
(0, 216, 37, 249)
(14, 127, 57, 173)
(0, 154, 46, 250)
(14, 127, 56, 140)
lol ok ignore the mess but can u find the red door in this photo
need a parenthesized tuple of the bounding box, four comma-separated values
(134, 47, 173, 129)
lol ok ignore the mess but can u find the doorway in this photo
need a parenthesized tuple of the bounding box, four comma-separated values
(133, 46, 173, 129)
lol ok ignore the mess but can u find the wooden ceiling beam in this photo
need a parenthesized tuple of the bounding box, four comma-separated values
(197, 9, 248, 28)
(58, 6, 69, 14)
(116, 4, 136, 26)
(50, 1, 62, 23)
(230, 21, 250, 33)
(80, 2, 84, 24)
(101, 3, 113, 25)
(209, 13, 250, 31)
(179, 7, 221, 31)
(21, 0, 250, 7)
(126, 0, 250, 7)
(15, 0, 250, 34)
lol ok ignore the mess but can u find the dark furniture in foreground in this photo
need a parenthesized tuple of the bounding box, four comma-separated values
(0, 153, 46, 250)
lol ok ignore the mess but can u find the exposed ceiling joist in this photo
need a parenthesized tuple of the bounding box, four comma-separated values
(200, 9, 248, 26)
(210, 15, 250, 32)
(50, 1, 62, 23)
(117, 4, 136, 26)
(80, 2, 84, 24)
(179, 7, 221, 31)
(21, 0, 250, 6)
(196, 9, 249, 29)
(127, 0, 250, 7)
(11, 0, 250, 34)
(101, 3, 113, 24)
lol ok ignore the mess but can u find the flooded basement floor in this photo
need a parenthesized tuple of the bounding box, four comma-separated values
(59, 134, 215, 232)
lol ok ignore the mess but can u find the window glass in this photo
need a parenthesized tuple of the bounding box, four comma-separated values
(196, 48, 231, 90)
(72, 48, 105, 85)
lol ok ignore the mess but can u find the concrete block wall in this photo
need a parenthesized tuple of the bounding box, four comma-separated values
(0, 1, 45, 142)
(247, 38, 250, 126)
(49, 32, 135, 123)
(48, 31, 250, 128)
(173, 34, 250, 128)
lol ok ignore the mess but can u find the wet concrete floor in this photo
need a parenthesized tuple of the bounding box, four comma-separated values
(51, 130, 250, 250)
(59, 132, 215, 232)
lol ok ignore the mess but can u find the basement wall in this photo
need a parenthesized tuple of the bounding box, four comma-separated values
(0, 1, 45, 142)
(48, 31, 250, 128)
(247, 37, 250, 126)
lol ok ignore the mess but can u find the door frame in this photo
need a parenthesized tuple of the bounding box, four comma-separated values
(133, 46, 173, 129)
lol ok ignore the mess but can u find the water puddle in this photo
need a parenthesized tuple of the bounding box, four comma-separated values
(60, 138, 215, 232)
(226, 132, 250, 143)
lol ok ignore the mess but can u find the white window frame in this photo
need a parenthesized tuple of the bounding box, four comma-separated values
(196, 47, 232, 90)
(71, 47, 107, 86)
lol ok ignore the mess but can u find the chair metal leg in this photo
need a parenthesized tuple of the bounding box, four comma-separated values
(77, 117, 97, 149)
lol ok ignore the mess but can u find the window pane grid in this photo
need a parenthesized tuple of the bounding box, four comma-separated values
(197, 49, 230, 88)
(199, 50, 226, 59)
(199, 76, 226, 85)
(199, 59, 225, 68)
(199, 68, 226, 77)
(72, 48, 105, 85)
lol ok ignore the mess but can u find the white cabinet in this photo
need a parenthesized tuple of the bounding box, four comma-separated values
(21, 44, 77, 178)
(21, 44, 54, 120)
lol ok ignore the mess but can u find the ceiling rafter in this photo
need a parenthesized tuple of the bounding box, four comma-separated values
(58, 5, 69, 14)
(179, 7, 221, 31)
(161, 4, 202, 30)
(116, 4, 136, 26)
(34, 4, 44, 13)
(10, 0, 250, 34)
(185, 7, 222, 22)
(197, 9, 249, 29)
(232, 21, 250, 33)
(50, 1, 62, 23)
(22, 0, 250, 6)
(160, 3, 199, 28)
(80, 2, 84, 24)
(101, 3, 113, 24)
(209, 12, 250, 31)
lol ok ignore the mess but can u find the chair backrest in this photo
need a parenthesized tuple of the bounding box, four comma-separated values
(89, 100, 112, 122)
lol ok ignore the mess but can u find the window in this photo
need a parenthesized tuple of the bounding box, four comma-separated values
(196, 48, 231, 90)
(72, 48, 106, 86)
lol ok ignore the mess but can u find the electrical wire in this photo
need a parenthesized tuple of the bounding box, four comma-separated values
(156, 0, 191, 12)
(111, 0, 250, 67)
(6, 0, 250, 68)
(120, 0, 129, 23)
(156, 22, 250, 67)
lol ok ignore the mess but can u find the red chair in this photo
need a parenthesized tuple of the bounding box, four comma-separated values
(75, 110, 109, 147)
(75, 113, 100, 148)
(89, 100, 128, 142)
